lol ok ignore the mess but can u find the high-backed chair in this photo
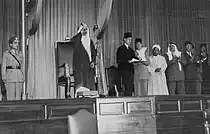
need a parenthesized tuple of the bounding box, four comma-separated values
(55, 41, 75, 98)
(68, 109, 97, 134)
(105, 66, 122, 96)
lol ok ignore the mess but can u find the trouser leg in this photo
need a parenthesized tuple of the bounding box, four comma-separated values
(177, 80, 185, 95)
(196, 81, 202, 95)
(5, 82, 15, 100)
(120, 71, 134, 96)
(15, 82, 23, 100)
(168, 81, 176, 95)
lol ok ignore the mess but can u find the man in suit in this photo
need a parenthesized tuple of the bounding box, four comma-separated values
(182, 41, 201, 94)
(116, 32, 137, 96)
(165, 42, 185, 95)
(1, 37, 24, 100)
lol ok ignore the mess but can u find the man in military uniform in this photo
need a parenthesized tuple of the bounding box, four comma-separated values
(1, 37, 24, 100)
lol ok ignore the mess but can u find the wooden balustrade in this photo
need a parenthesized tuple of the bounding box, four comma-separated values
(0, 96, 210, 134)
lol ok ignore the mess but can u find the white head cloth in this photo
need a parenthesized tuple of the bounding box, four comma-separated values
(152, 44, 161, 51)
(80, 23, 92, 62)
(166, 43, 182, 71)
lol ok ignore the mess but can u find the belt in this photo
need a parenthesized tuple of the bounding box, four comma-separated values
(6, 66, 21, 69)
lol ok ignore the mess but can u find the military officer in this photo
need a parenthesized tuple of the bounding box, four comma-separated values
(1, 37, 24, 100)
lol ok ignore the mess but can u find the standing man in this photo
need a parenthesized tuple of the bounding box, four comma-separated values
(117, 32, 137, 96)
(165, 42, 185, 95)
(148, 45, 169, 95)
(72, 23, 97, 91)
(1, 37, 24, 100)
(182, 41, 200, 94)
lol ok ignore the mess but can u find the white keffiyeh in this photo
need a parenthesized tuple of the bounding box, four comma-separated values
(79, 23, 92, 62)
(166, 44, 182, 71)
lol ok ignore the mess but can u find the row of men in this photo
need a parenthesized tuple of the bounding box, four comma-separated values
(117, 32, 209, 96)
(1, 23, 208, 100)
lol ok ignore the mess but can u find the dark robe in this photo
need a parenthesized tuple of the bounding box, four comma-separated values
(72, 33, 97, 91)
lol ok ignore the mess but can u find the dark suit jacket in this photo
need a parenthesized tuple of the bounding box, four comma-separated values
(116, 45, 136, 73)
(165, 54, 185, 81)
(182, 52, 199, 80)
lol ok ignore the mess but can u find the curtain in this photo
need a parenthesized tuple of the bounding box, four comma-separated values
(27, 0, 96, 99)
(1, 0, 209, 99)
(0, 0, 21, 60)
(103, 0, 208, 67)
(95, 0, 113, 95)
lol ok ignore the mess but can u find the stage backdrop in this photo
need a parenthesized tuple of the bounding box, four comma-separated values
(102, 0, 210, 67)
(1, 0, 210, 99)
(0, 0, 21, 59)
(26, 0, 96, 99)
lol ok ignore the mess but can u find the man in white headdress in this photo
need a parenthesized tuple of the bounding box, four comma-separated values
(165, 42, 185, 95)
(72, 23, 97, 91)
(148, 44, 169, 95)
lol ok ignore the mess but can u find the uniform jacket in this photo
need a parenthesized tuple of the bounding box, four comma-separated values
(1, 50, 24, 83)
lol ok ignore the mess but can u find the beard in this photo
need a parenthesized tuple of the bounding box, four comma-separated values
(82, 31, 87, 36)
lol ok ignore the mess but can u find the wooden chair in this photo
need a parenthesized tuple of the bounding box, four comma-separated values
(55, 41, 75, 98)
(58, 63, 75, 98)
(68, 109, 97, 134)
(105, 66, 122, 97)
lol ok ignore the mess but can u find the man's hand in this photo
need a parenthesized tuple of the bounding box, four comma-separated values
(128, 58, 139, 63)
(128, 60, 132, 63)
(155, 68, 161, 72)
(90, 62, 95, 69)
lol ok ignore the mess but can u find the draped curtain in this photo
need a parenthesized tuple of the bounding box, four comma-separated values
(1, 0, 210, 99)
(0, 0, 21, 60)
(103, 0, 209, 67)
(27, 0, 96, 99)
(95, 0, 113, 95)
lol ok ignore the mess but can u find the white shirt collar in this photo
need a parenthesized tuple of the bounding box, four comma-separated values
(124, 43, 129, 49)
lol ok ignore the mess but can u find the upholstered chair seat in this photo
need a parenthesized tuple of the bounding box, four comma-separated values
(68, 109, 97, 134)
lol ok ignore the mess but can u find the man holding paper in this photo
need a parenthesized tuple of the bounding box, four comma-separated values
(116, 32, 138, 96)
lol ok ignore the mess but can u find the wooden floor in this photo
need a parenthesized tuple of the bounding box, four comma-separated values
(0, 95, 210, 134)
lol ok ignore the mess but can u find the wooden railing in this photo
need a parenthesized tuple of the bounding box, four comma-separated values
(1, 96, 210, 134)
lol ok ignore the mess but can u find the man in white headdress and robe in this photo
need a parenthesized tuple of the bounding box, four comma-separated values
(72, 23, 97, 91)
(164, 42, 185, 95)
(148, 44, 169, 95)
